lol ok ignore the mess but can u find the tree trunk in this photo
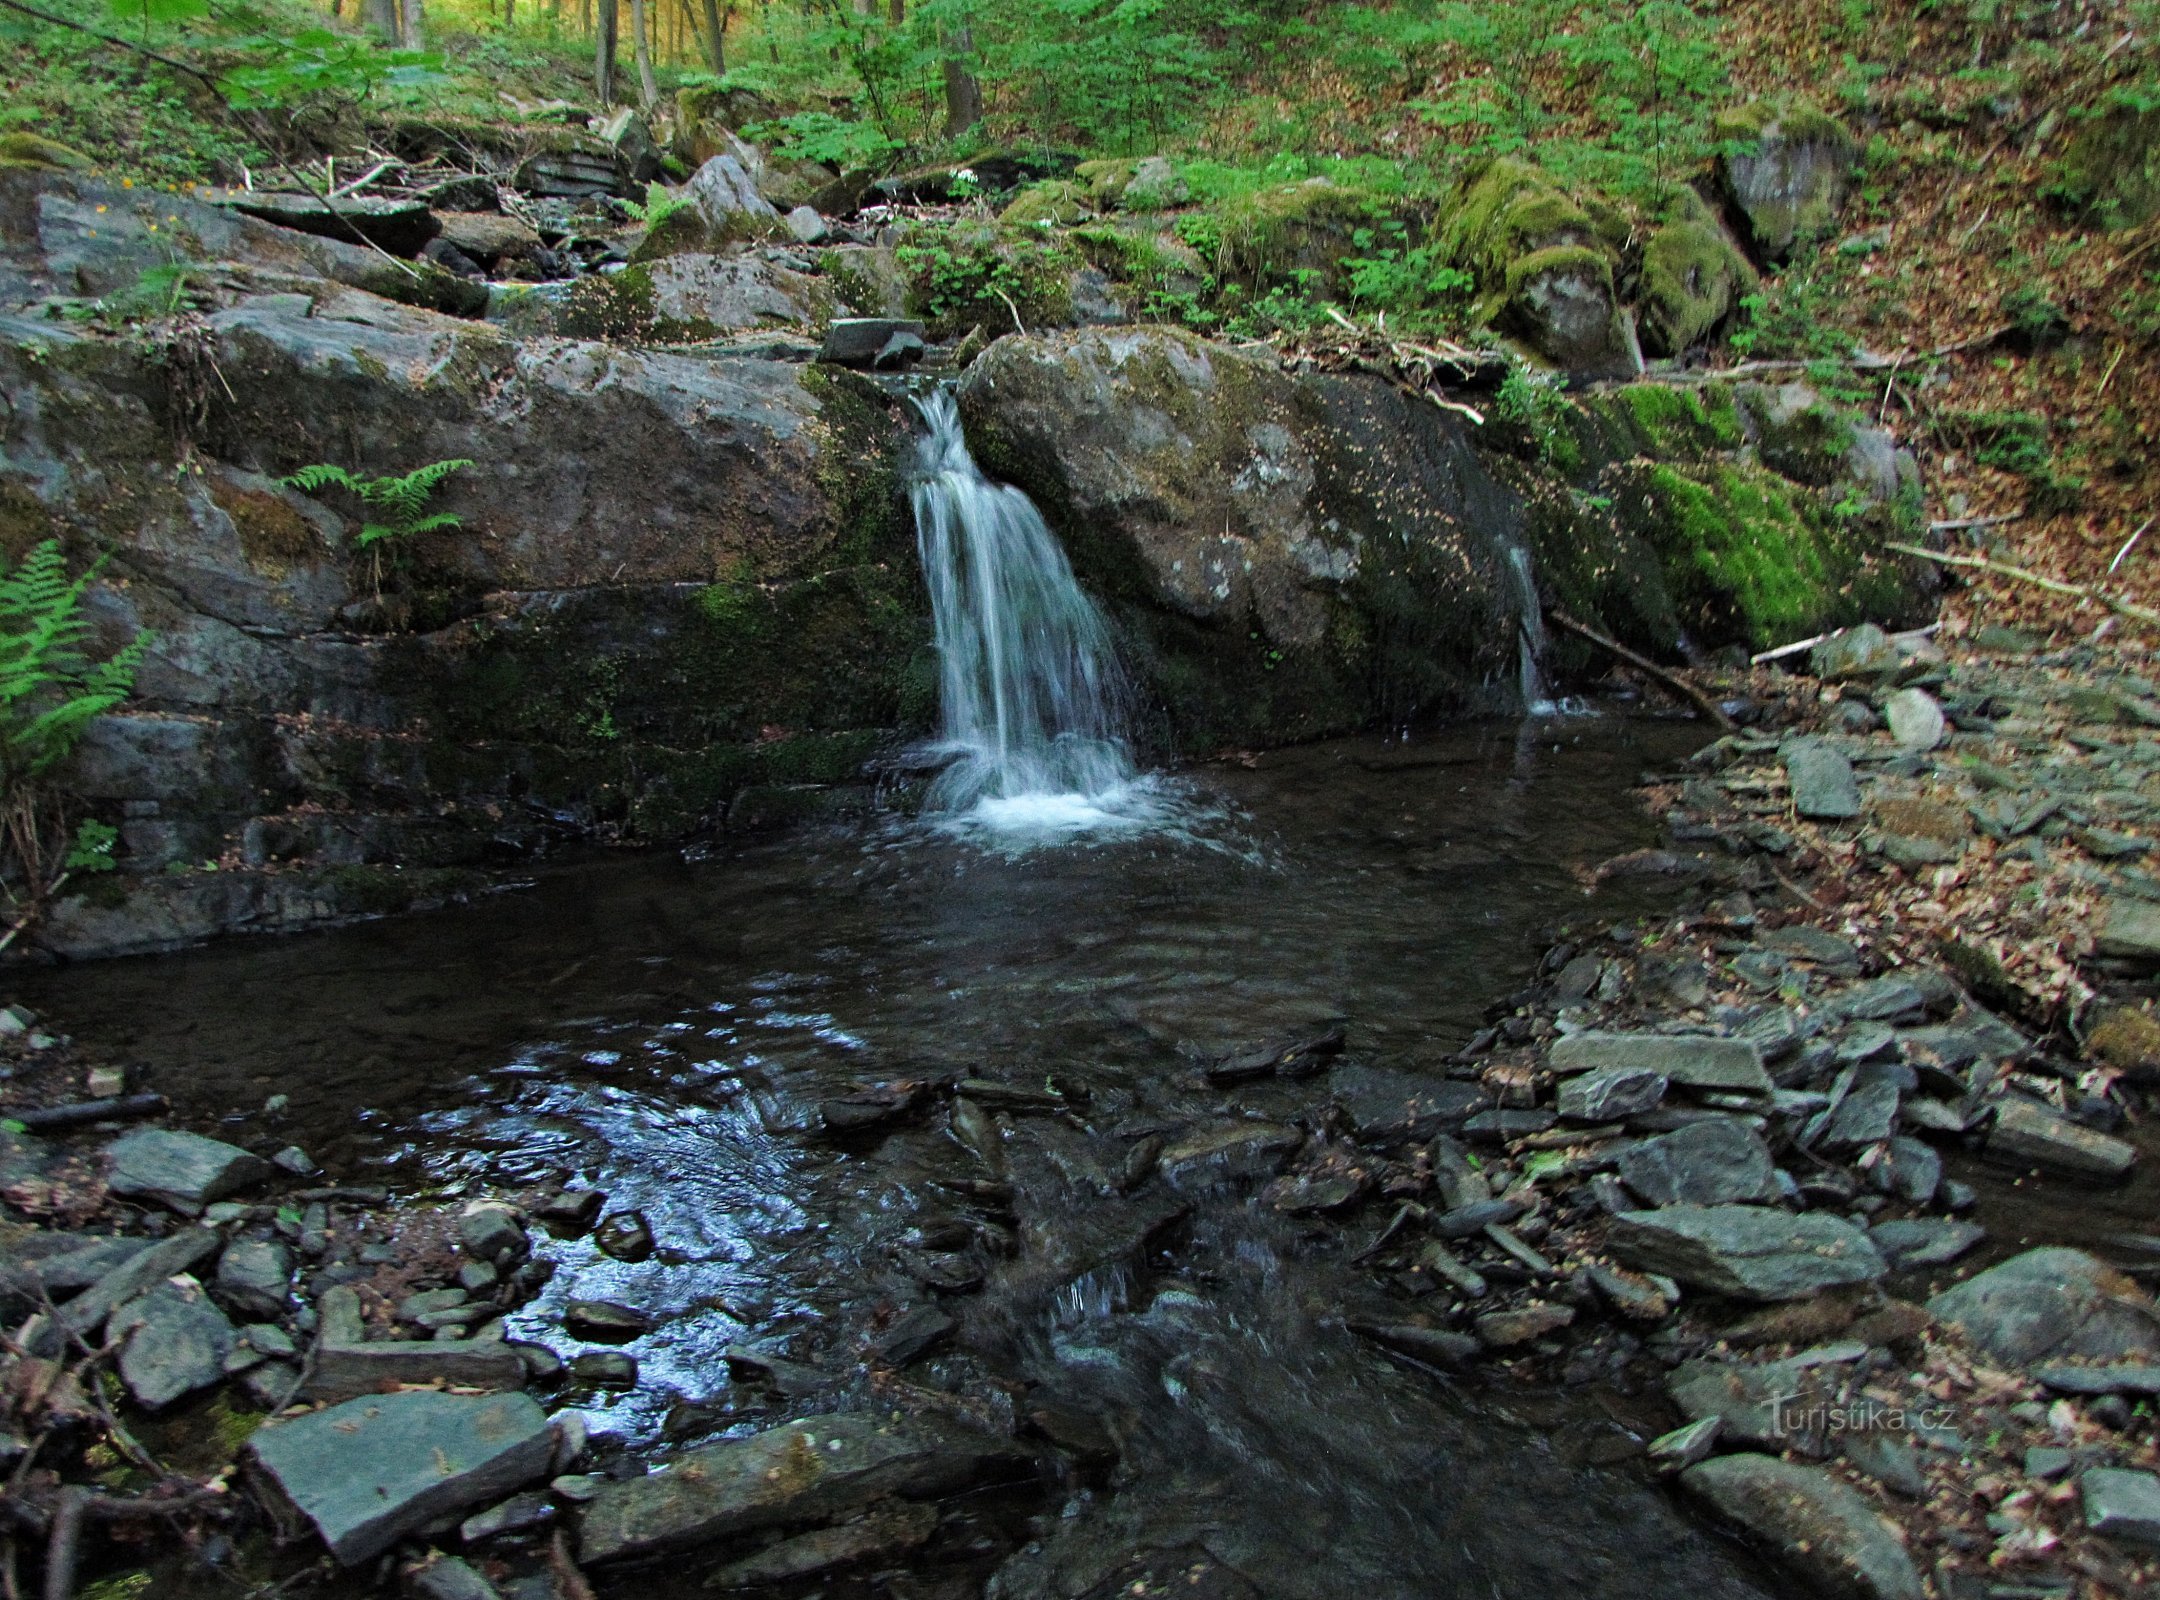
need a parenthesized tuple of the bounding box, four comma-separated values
(595, 0, 618, 106)
(362, 0, 398, 42)
(629, 0, 660, 107)
(887, 0, 902, 21)
(942, 21, 982, 138)
(399, 0, 425, 48)
(700, 0, 728, 74)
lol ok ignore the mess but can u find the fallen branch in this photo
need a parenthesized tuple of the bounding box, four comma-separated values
(1547, 608, 1737, 731)
(40, 1487, 82, 1600)
(1751, 622, 1939, 666)
(325, 158, 397, 200)
(1928, 512, 2023, 534)
(6, 1095, 168, 1133)
(1884, 541, 2160, 629)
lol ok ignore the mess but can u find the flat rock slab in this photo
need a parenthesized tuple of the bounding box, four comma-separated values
(1557, 1065, 1666, 1121)
(1326, 1064, 1485, 1141)
(1870, 1218, 1985, 1270)
(301, 1338, 529, 1403)
(578, 1411, 1033, 1565)
(1607, 1204, 1886, 1300)
(2097, 896, 2160, 964)
(1682, 1453, 1922, 1600)
(1928, 1247, 2160, 1366)
(1783, 739, 1863, 820)
(112, 1277, 235, 1408)
(1547, 1032, 1771, 1092)
(704, 1501, 937, 1588)
(1883, 687, 1945, 751)
(1987, 1099, 2137, 1179)
(818, 317, 927, 368)
(248, 1389, 554, 1566)
(2082, 1467, 2160, 1546)
(106, 1129, 270, 1214)
(1616, 1120, 1780, 1207)
(2033, 1363, 2160, 1395)
(215, 191, 441, 257)
(1159, 1122, 1302, 1183)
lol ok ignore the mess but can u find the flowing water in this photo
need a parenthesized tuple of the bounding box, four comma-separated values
(19, 720, 1809, 1600)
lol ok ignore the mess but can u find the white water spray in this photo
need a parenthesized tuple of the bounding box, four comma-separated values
(910, 390, 1151, 837)
(1505, 546, 1558, 717)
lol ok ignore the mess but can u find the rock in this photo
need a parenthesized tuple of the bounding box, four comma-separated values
(535, 1189, 607, 1233)
(1437, 159, 1634, 375)
(1987, 1098, 2137, 1179)
(817, 316, 928, 368)
(1883, 688, 1945, 751)
(705, 1501, 939, 1589)
(407, 1555, 503, 1600)
(216, 1237, 294, 1318)
(1715, 102, 1858, 262)
(1616, 1120, 1781, 1206)
(1819, 1064, 1901, 1149)
(1639, 194, 1754, 354)
(2031, 1363, 2160, 1395)
(216, 191, 442, 257)
(1682, 1454, 1920, 1600)
(1607, 1205, 1887, 1300)
(1783, 739, 1862, 820)
(2095, 896, 2160, 965)
(868, 1305, 954, 1366)
(687, 151, 780, 238)
(1868, 1218, 1985, 1270)
(248, 1390, 554, 1566)
(594, 1211, 655, 1262)
(577, 1412, 1033, 1565)
(1810, 624, 1899, 681)
(2082, 1468, 2160, 1546)
(423, 175, 500, 212)
(1841, 1432, 1928, 1499)
(1648, 1416, 1722, 1471)
(513, 146, 629, 199)
(1159, 1121, 1302, 1183)
(782, 204, 828, 245)
(459, 1205, 528, 1268)
(1583, 1264, 1673, 1321)
(1475, 1302, 1574, 1347)
(1557, 1065, 1667, 1121)
(435, 212, 544, 266)
(1548, 1032, 1771, 1092)
(1349, 1320, 1482, 1367)
(598, 107, 663, 185)
(1669, 1353, 1840, 1447)
(112, 1277, 236, 1407)
(106, 1129, 271, 1215)
(1927, 1248, 2160, 1365)
(568, 1351, 638, 1388)
(563, 1300, 652, 1342)
(460, 1490, 555, 1544)
(1326, 1067, 1485, 1141)
(1463, 1109, 1557, 1141)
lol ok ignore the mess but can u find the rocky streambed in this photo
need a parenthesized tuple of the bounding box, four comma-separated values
(1, 653, 2158, 1600)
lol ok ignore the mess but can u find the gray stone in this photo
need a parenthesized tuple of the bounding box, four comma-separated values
(112, 1277, 236, 1408)
(562, 1300, 651, 1342)
(1987, 1098, 2137, 1179)
(459, 1205, 528, 1267)
(1784, 739, 1863, 820)
(1841, 1432, 1928, 1499)
(2031, 1363, 2160, 1395)
(598, 108, 663, 185)
(868, 1305, 953, 1367)
(1159, 1121, 1302, 1182)
(1834, 979, 1928, 1022)
(1820, 1065, 1901, 1149)
(106, 1129, 271, 1215)
(1648, 1416, 1722, 1471)
(1557, 1065, 1667, 1122)
(1617, 1120, 1781, 1206)
(818, 317, 928, 367)
(1681, 1454, 1921, 1600)
(459, 1489, 555, 1544)
(1927, 1247, 2160, 1366)
(1869, 1218, 1984, 1270)
(246, 1390, 554, 1565)
(1810, 624, 1898, 682)
(2082, 1468, 2160, 1546)
(408, 1555, 503, 1600)
(1874, 1136, 1941, 1206)
(688, 152, 780, 231)
(2096, 896, 2160, 964)
(1548, 1032, 1771, 1092)
(577, 1411, 1034, 1565)
(216, 190, 442, 257)
(216, 1238, 293, 1319)
(703, 1502, 939, 1589)
(1607, 1205, 1886, 1300)
(1328, 1065, 1486, 1141)
(1719, 106, 1858, 263)
(1883, 688, 1945, 751)
(782, 204, 828, 244)
(1668, 1356, 1826, 1447)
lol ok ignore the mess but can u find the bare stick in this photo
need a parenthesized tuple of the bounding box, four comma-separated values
(1885, 540, 2160, 629)
(41, 1488, 83, 1600)
(326, 159, 398, 200)
(2110, 516, 2154, 576)
(1928, 512, 2022, 534)
(1547, 608, 1737, 731)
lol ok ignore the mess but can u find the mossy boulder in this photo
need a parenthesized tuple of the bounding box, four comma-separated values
(1639, 193, 1755, 355)
(1000, 180, 1090, 228)
(1714, 100, 1857, 261)
(1076, 157, 1189, 211)
(895, 219, 1082, 338)
(2053, 96, 2160, 230)
(549, 254, 832, 344)
(1212, 178, 1383, 294)
(0, 134, 93, 172)
(1437, 159, 1634, 376)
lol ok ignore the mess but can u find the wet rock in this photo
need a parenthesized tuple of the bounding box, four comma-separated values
(1556, 1065, 1666, 1122)
(1883, 688, 1946, 751)
(1682, 1453, 1920, 1600)
(1349, 1321, 1481, 1367)
(1616, 1120, 1780, 1207)
(106, 1129, 271, 1214)
(1475, 1302, 1574, 1347)
(1869, 1219, 1985, 1270)
(113, 1277, 237, 1408)
(1607, 1205, 1886, 1300)
(1548, 1032, 1771, 1092)
(1329, 1069, 1485, 1139)
(1811, 625, 1898, 682)
(458, 1261, 500, 1295)
(563, 1300, 653, 1343)
(1783, 739, 1863, 821)
(1213, 1022, 1347, 1084)
(705, 1501, 939, 1589)
(460, 1491, 555, 1544)
(248, 1389, 554, 1566)
(818, 317, 928, 369)
(1986, 1099, 2137, 1179)
(1159, 1121, 1302, 1183)
(408, 1554, 503, 1600)
(460, 1205, 529, 1268)
(868, 1305, 954, 1366)
(1648, 1416, 1721, 1472)
(594, 1211, 656, 1262)
(569, 1351, 638, 1388)
(577, 1411, 1033, 1565)
(2081, 1468, 2160, 1546)
(821, 1081, 927, 1133)
(721, 1345, 832, 1398)
(535, 1189, 606, 1233)
(1927, 1248, 2160, 1365)
(217, 1237, 293, 1319)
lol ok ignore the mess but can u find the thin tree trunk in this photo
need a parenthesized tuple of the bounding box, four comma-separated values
(362, 0, 397, 42)
(941, 21, 982, 138)
(629, 0, 659, 107)
(595, 0, 618, 106)
(399, 0, 425, 48)
(887, 0, 902, 21)
(699, 0, 728, 73)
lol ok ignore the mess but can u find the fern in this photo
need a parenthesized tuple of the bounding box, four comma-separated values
(283, 459, 473, 577)
(621, 182, 694, 229)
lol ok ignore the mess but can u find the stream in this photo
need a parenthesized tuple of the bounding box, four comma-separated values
(14, 717, 1812, 1599)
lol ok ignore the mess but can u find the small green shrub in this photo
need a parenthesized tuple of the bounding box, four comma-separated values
(283, 458, 472, 591)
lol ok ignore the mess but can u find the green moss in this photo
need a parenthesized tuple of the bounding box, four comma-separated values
(0, 133, 92, 171)
(1712, 99, 1853, 154)
(2053, 97, 2160, 230)
(1743, 386, 1856, 485)
(207, 478, 318, 574)
(1503, 243, 1612, 300)
(1438, 159, 1600, 287)
(1000, 180, 1089, 228)
(1618, 384, 1745, 456)
(355, 263, 490, 320)
(1076, 158, 1139, 202)
(1639, 217, 1752, 354)
(0, 480, 59, 562)
(553, 264, 718, 344)
(1211, 178, 1382, 292)
(897, 220, 1080, 339)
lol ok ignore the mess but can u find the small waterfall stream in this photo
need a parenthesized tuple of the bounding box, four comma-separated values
(1505, 545, 1559, 717)
(910, 389, 1148, 834)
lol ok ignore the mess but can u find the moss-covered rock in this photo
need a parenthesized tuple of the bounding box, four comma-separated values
(355, 261, 491, 320)
(1000, 180, 1090, 228)
(1639, 193, 1755, 355)
(896, 219, 1082, 338)
(1437, 160, 1633, 376)
(1714, 100, 1857, 261)
(0, 134, 93, 172)
(1076, 156, 1189, 211)
(2053, 96, 2160, 230)
(1212, 178, 1383, 295)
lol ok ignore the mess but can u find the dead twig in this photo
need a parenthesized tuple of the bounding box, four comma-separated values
(40, 1487, 83, 1600)
(1547, 608, 1737, 731)
(1884, 541, 2160, 630)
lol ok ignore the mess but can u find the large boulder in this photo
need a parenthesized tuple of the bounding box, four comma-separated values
(1682, 1455, 1923, 1600)
(2053, 98, 2160, 230)
(1638, 191, 1755, 355)
(1928, 1248, 2160, 1367)
(1715, 101, 1858, 261)
(956, 327, 1524, 745)
(1606, 1205, 1887, 1300)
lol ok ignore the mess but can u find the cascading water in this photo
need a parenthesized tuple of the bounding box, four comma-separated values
(1506, 545, 1559, 717)
(909, 388, 1149, 835)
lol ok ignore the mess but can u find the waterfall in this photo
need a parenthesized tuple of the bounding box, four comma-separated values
(1506, 546, 1559, 718)
(909, 390, 1141, 831)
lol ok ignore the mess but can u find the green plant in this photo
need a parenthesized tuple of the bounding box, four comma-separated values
(622, 181, 693, 228)
(282, 458, 473, 592)
(0, 541, 149, 918)
(1494, 364, 1577, 470)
